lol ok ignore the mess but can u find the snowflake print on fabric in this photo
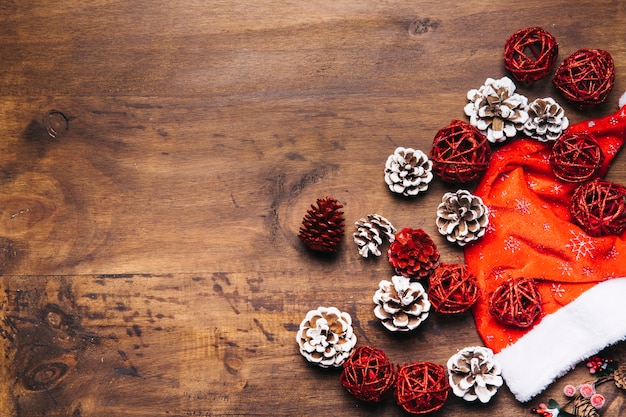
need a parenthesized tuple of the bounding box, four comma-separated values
(582, 266, 594, 276)
(610, 117, 619, 126)
(606, 245, 619, 260)
(504, 236, 521, 253)
(515, 197, 531, 215)
(557, 262, 572, 276)
(550, 183, 563, 194)
(551, 283, 565, 298)
(566, 231, 595, 261)
(588, 120, 596, 128)
(491, 266, 509, 281)
(542, 223, 551, 231)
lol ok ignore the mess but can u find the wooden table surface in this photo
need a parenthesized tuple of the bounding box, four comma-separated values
(2, 1, 626, 416)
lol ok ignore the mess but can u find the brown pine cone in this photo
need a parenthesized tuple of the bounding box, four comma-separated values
(614, 363, 626, 390)
(353, 214, 396, 258)
(373, 275, 431, 332)
(298, 196, 345, 253)
(436, 189, 489, 246)
(573, 396, 600, 417)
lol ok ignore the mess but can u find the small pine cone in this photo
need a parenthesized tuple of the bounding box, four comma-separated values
(436, 190, 489, 246)
(384, 147, 433, 197)
(388, 228, 440, 280)
(447, 346, 503, 403)
(298, 197, 345, 253)
(373, 275, 431, 332)
(574, 396, 600, 417)
(614, 363, 626, 390)
(522, 97, 569, 142)
(353, 214, 397, 258)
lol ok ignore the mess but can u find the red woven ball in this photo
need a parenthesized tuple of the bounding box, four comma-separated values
(428, 263, 480, 314)
(340, 346, 396, 402)
(553, 48, 615, 107)
(394, 362, 449, 415)
(550, 132, 604, 183)
(570, 179, 626, 237)
(488, 277, 542, 329)
(504, 26, 559, 83)
(388, 227, 440, 280)
(430, 120, 491, 183)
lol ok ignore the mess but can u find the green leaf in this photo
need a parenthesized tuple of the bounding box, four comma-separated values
(547, 399, 560, 409)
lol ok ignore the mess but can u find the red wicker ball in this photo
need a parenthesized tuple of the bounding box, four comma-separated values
(553, 48, 615, 107)
(504, 26, 559, 83)
(428, 263, 480, 314)
(340, 346, 396, 402)
(570, 179, 626, 237)
(394, 362, 449, 415)
(488, 277, 542, 328)
(388, 227, 440, 280)
(550, 132, 604, 183)
(430, 120, 491, 183)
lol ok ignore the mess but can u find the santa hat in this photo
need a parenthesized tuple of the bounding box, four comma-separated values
(464, 94, 626, 402)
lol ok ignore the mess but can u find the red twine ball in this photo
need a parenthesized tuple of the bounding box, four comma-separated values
(570, 179, 626, 237)
(340, 346, 396, 402)
(388, 228, 440, 280)
(428, 263, 480, 314)
(298, 196, 345, 253)
(504, 26, 559, 83)
(430, 120, 491, 183)
(550, 132, 604, 183)
(553, 48, 615, 107)
(488, 277, 542, 329)
(394, 362, 449, 415)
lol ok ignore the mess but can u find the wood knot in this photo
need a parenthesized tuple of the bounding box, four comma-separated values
(408, 17, 441, 35)
(22, 360, 71, 391)
(43, 109, 69, 138)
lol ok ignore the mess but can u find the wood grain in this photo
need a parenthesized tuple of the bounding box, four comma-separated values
(1, 1, 626, 416)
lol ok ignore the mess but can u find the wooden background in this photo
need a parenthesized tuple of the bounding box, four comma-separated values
(1, 1, 626, 415)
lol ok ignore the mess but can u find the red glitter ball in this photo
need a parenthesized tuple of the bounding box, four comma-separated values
(570, 179, 626, 237)
(394, 362, 449, 415)
(488, 277, 542, 329)
(430, 120, 491, 183)
(550, 132, 604, 183)
(340, 346, 396, 402)
(388, 228, 440, 280)
(504, 26, 559, 83)
(553, 48, 615, 107)
(298, 196, 345, 253)
(428, 263, 480, 314)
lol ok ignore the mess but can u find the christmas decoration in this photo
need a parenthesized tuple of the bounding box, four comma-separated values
(394, 362, 449, 415)
(296, 306, 357, 368)
(436, 189, 489, 246)
(553, 48, 615, 107)
(614, 363, 626, 390)
(504, 26, 559, 83)
(523, 97, 569, 142)
(447, 346, 503, 403)
(550, 132, 604, 183)
(340, 346, 396, 402)
(488, 277, 542, 329)
(298, 196, 345, 253)
(429, 120, 491, 183)
(387, 227, 440, 280)
(373, 275, 431, 332)
(384, 147, 433, 197)
(464, 76, 529, 143)
(427, 263, 479, 314)
(569, 179, 626, 237)
(353, 214, 396, 258)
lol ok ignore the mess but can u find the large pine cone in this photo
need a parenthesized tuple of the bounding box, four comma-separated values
(353, 214, 396, 258)
(373, 275, 431, 332)
(574, 397, 600, 417)
(384, 147, 433, 197)
(447, 346, 503, 403)
(388, 228, 440, 280)
(436, 190, 489, 246)
(298, 196, 345, 253)
(614, 363, 626, 390)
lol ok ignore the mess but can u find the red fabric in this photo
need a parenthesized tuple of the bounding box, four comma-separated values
(465, 106, 626, 353)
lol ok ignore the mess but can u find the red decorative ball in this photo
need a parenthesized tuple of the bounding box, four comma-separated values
(488, 277, 542, 328)
(388, 228, 440, 280)
(394, 362, 449, 415)
(340, 346, 396, 402)
(428, 263, 480, 314)
(504, 26, 559, 83)
(550, 132, 604, 183)
(430, 120, 491, 183)
(570, 179, 626, 237)
(553, 48, 615, 107)
(298, 196, 345, 253)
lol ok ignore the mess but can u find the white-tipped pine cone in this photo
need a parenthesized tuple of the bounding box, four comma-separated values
(464, 76, 529, 143)
(522, 97, 569, 142)
(353, 214, 397, 258)
(436, 190, 489, 246)
(296, 306, 357, 368)
(384, 147, 433, 197)
(447, 346, 503, 403)
(373, 275, 430, 332)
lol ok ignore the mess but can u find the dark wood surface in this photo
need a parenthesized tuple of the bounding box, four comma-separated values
(1, 1, 626, 415)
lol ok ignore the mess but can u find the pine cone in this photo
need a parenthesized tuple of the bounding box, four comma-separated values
(522, 97, 569, 142)
(384, 147, 433, 197)
(296, 306, 357, 368)
(298, 197, 345, 253)
(353, 214, 397, 258)
(373, 275, 431, 332)
(388, 228, 440, 280)
(464, 76, 529, 143)
(447, 346, 503, 403)
(574, 396, 600, 417)
(436, 190, 489, 246)
(614, 363, 626, 390)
